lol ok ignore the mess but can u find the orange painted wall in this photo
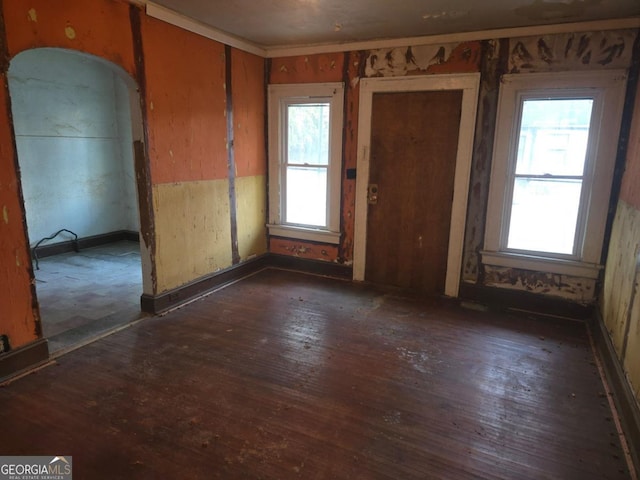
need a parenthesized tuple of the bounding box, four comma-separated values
(270, 52, 345, 85)
(141, 16, 227, 184)
(620, 80, 640, 210)
(232, 49, 266, 177)
(0, 73, 39, 348)
(4, 0, 134, 76)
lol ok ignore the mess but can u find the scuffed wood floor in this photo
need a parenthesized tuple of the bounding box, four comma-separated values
(0, 269, 633, 479)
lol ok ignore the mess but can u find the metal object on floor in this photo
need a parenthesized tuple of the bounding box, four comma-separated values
(32, 229, 79, 270)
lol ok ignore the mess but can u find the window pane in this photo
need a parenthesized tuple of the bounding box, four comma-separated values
(516, 99, 593, 176)
(507, 178, 582, 254)
(287, 104, 329, 166)
(286, 166, 327, 227)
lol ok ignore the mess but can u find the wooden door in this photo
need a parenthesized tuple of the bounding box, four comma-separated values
(365, 90, 463, 294)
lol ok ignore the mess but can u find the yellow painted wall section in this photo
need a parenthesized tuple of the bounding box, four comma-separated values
(603, 201, 640, 353)
(625, 296, 640, 404)
(601, 199, 640, 408)
(153, 180, 232, 292)
(0, 72, 39, 349)
(236, 175, 267, 261)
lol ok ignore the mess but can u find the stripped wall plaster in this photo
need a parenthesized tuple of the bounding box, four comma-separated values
(364, 41, 481, 77)
(484, 265, 596, 303)
(509, 29, 636, 73)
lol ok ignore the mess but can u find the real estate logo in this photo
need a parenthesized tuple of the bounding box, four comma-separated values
(0, 456, 72, 480)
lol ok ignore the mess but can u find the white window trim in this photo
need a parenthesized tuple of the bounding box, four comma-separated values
(267, 82, 344, 244)
(353, 73, 481, 297)
(482, 70, 628, 278)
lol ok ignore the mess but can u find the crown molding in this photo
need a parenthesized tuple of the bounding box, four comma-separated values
(140, 3, 639, 61)
(266, 17, 640, 58)
(145, 2, 267, 57)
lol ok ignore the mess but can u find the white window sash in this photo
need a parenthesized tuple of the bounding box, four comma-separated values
(267, 83, 344, 244)
(483, 70, 627, 276)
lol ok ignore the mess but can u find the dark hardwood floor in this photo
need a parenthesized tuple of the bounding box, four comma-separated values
(0, 269, 633, 479)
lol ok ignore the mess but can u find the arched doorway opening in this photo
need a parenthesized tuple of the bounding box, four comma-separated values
(8, 48, 149, 354)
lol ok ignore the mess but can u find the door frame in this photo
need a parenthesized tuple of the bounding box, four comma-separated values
(353, 73, 480, 297)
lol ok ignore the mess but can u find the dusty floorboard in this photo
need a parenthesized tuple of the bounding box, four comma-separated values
(0, 269, 632, 479)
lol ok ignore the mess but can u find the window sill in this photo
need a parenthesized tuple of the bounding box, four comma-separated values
(267, 224, 341, 245)
(480, 250, 602, 279)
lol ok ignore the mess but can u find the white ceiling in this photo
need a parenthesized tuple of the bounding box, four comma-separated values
(148, 0, 640, 50)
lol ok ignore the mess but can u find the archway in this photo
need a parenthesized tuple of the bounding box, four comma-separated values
(8, 48, 150, 353)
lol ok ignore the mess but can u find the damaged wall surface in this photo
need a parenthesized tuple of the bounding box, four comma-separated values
(602, 71, 640, 408)
(268, 29, 637, 306)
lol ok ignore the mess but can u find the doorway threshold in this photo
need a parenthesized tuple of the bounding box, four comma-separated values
(47, 311, 147, 358)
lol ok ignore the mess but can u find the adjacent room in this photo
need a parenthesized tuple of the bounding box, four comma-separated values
(0, 0, 639, 478)
(8, 48, 144, 353)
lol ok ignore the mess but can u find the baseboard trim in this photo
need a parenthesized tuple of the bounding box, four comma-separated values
(141, 255, 272, 314)
(459, 282, 594, 320)
(591, 311, 640, 474)
(141, 254, 353, 314)
(269, 254, 353, 279)
(33, 230, 139, 259)
(0, 338, 49, 383)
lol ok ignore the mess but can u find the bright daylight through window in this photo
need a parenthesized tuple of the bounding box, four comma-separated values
(268, 83, 343, 244)
(482, 71, 626, 278)
(508, 98, 593, 255)
(286, 103, 329, 227)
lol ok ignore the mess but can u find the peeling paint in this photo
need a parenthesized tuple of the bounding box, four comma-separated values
(27, 8, 37, 22)
(269, 237, 339, 262)
(0, 54, 39, 348)
(462, 39, 509, 283)
(484, 265, 596, 303)
(364, 42, 481, 77)
(339, 51, 366, 264)
(365, 44, 449, 76)
(508, 29, 636, 73)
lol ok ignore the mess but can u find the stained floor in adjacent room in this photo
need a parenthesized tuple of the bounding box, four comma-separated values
(34, 240, 143, 353)
(0, 269, 633, 479)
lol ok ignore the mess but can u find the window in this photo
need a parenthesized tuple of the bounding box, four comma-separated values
(267, 83, 344, 244)
(482, 71, 627, 278)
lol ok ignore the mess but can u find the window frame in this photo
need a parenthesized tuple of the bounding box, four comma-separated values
(267, 82, 344, 244)
(482, 70, 627, 279)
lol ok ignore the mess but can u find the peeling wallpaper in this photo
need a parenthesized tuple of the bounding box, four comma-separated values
(364, 42, 482, 77)
(484, 265, 596, 303)
(508, 29, 636, 73)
